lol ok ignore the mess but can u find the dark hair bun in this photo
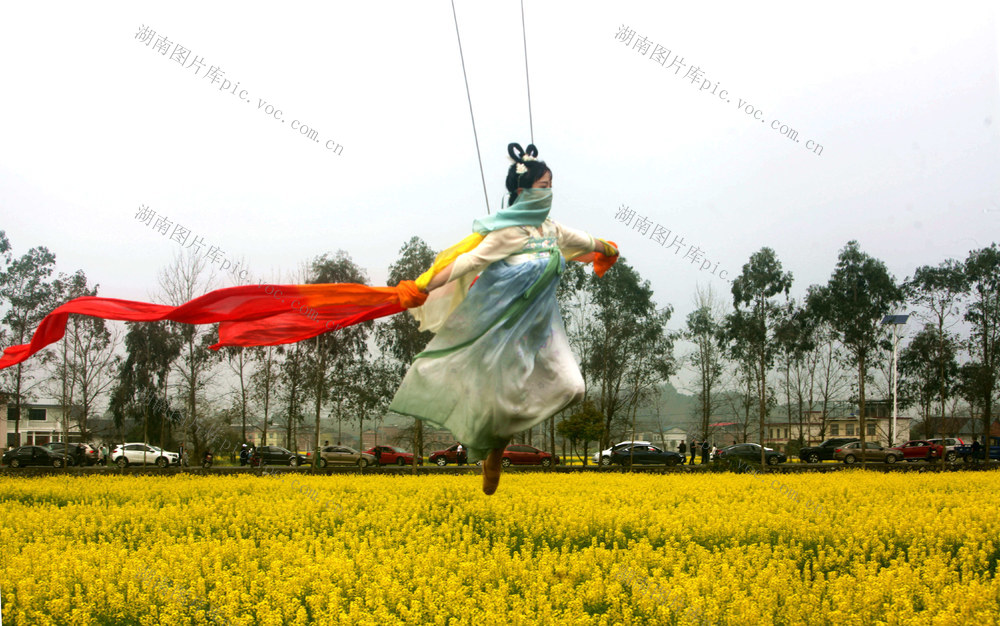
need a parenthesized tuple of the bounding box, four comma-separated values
(507, 142, 539, 163)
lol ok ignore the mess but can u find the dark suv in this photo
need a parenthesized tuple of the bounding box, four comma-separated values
(250, 445, 309, 467)
(44, 442, 98, 466)
(798, 438, 860, 464)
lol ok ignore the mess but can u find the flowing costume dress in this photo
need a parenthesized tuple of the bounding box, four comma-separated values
(389, 189, 597, 462)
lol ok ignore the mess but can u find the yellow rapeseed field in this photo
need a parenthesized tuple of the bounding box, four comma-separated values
(1, 470, 998, 625)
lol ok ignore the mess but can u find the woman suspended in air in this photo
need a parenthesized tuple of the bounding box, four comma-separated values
(390, 143, 619, 494)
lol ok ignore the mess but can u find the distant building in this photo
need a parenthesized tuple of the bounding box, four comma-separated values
(361, 425, 409, 449)
(423, 427, 455, 449)
(360, 425, 454, 451)
(910, 415, 1000, 442)
(632, 427, 688, 452)
(762, 400, 913, 451)
(5, 401, 86, 447)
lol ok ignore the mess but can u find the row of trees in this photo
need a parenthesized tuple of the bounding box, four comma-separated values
(680, 242, 999, 465)
(2, 228, 997, 468)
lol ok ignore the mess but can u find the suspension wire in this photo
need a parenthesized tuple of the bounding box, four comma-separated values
(449, 0, 491, 214)
(520, 0, 534, 145)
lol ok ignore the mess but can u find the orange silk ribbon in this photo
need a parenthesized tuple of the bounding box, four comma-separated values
(0, 280, 426, 370)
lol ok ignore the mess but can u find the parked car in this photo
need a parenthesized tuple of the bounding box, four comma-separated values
(429, 443, 469, 466)
(955, 436, 1000, 462)
(715, 443, 787, 466)
(314, 445, 376, 468)
(798, 438, 860, 464)
(609, 444, 682, 467)
(892, 440, 945, 462)
(111, 443, 180, 467)
(365, 445, 422, 466)
(251, 445, 310, 467)
(499, 444, 559, 467)
(926, 438, 963, 462)
(43, 442, 100, 466)
(3, 445, 69, 468)
(834, 441, 901, 464)
(593, 440, 652, 466)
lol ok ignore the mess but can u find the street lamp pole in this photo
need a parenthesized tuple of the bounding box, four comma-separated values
(881, 315, 909, 447)
(891, 323, 899, 447)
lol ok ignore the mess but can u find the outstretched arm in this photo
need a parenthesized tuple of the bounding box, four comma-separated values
(423, 228, 530, 293)
(425, 264, 454, 292)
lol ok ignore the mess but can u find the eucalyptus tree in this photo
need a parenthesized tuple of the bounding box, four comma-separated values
(685, 284, 727, 441)
(963, 244, 1000, 446)
(349, 355, 398, 455)
(305, 251, 372, 465)
(723, 247, 793, 466)
(554, 261, 594, 457)
(899, 324, 960, 433)
(956, 362, 991, 425)
(0, 236, 60, 442)
(773, 299, 816, 448)
(375, 237, 436, 464)
(723, 360, 765, 444)
(48, 270, 120, 443)
(808, 321, 851, 442)
(579, 258, 675, 449)
(248, 345, 280, 447)
(556, 399, 604, 465)
(279, 341, 308, 450)
(0, 232, 10, 359)
(157, 250, 221, 453)
(905, 259, 967, 447)
(108, 321, 182, 450)
(222, 345, 253, 444)
(808, 241, 903, 463)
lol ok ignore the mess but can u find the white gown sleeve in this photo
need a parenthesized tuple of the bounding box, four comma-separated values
(552, 220, 596, 260)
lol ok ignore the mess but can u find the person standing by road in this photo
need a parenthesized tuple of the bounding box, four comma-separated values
(690, 440, 699, 465)
(971, 436, 983, 464)
(701, 440, 710, 465)
(678, 440, 687, 464)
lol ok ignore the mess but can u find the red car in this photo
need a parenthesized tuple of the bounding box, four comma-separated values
(365, 445, 422, 466)
(892, 440, 945, 462)
(429, 443, 469, 466)
(499, 444, 558, 467)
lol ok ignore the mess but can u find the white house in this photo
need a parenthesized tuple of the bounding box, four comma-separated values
(633, 427, 688, 452)
(5, 401, 84, 447)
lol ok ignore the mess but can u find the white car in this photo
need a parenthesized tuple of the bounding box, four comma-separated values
(927, 438, 964, 462)
(593, 441, 652, 466)
(112, 443, 180, 467)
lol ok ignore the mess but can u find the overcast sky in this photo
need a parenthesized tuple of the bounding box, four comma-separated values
(1, 1, 998, 376)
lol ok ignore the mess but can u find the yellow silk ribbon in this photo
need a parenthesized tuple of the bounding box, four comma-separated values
(414, 232, 485, 291)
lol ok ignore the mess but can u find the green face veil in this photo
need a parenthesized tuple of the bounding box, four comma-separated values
(472, 188, 552, 234)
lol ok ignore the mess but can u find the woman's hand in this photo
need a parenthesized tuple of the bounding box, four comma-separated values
(595, 238, 619, 257)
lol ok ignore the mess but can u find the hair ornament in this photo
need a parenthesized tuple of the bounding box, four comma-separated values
(507, 142, 540, 164)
